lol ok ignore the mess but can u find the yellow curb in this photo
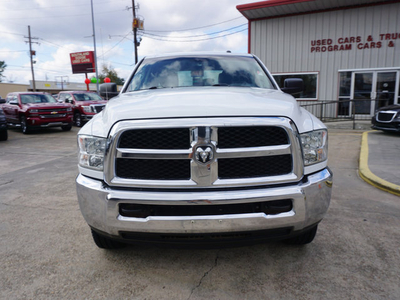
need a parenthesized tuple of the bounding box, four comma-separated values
(359, 131, 400, 196)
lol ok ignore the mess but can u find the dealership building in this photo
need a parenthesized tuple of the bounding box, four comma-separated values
(237, 0, 400, 117)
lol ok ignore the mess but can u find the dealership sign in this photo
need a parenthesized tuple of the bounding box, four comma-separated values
(310, 32, 398, 53)
(70, 51, 95, 74)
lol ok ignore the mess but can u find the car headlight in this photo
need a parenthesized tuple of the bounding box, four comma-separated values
(67, 107, 72, 112)
(82, 106, 92, 113)
(78, 135, 106, 170)
(300, 129, 328, 166)
(29, 109, 39, 114)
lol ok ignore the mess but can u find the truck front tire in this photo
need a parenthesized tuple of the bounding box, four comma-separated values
(91, 229, 126, 249)
(21, 116, 30, 134)
(284, 225, 318, 245)
(61, 124, 72, 131)
(0, 130, 7, 141)
(74, 113, 83, 127)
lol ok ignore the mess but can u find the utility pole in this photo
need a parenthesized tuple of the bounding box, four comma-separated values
(132, 0, 138, 64)
(26, 26, 39, 92)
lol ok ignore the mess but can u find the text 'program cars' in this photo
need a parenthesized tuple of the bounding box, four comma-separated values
(76, 53, 333, 249)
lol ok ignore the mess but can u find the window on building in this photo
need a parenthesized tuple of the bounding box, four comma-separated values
(273, 73, 318, 100)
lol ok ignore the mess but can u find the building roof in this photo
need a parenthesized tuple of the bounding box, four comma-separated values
(237, 0, 395, 20)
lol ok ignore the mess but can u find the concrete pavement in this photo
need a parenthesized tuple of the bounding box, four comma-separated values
(359, 130, 400, 196)
(325, 121, 400, 196)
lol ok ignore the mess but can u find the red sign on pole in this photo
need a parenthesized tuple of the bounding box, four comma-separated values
(70, 51, 95, 74)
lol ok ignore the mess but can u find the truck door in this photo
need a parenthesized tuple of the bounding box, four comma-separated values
(8, 95, 20, 123)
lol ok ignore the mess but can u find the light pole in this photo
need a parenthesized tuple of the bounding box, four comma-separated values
(90, 0, 100, 93)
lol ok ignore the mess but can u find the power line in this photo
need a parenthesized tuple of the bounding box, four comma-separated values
(98, 31, 132, 58)
(1, 0, 125, 11)
(143, 23, 247, 39)
(1, 7, 126, 20)
(0, 30, 25, 37)
(7, 64, 71, 74)
(40, 38, 74, 50)
(0, 50, 26, 53)
(145, 16, 245, 33)
(142, 28, 248, 43)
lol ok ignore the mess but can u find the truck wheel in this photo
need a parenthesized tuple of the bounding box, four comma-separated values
(284, 225, 318, 245)
(0, 130, 7, 141)
(74, 113, 83, 127)
(91, 229, 126, 249)
(61, 124, 72, 131)
(21, 116, 30, 134)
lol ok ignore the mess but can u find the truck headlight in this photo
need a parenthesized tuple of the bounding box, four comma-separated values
(82, 106, 92, 113)
(300, 129, 328, 166)
(78, 135, 106, 170)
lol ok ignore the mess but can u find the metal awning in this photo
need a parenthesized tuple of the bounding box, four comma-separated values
(237, 0, 394, 20)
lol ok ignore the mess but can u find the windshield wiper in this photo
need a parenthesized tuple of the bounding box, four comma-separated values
(212, 83, 230, 86)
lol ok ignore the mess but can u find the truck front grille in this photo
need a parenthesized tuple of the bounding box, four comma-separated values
(119, 128, 190, 149)
(218, 155, 292, 179)
(37, 108, 69, 113)
(218, 126, 289, 148)
(107, 117, 302, 188)
(40, 114, 66, 119)
(116, 158, 191, 180)
(90, 104, 106, 113)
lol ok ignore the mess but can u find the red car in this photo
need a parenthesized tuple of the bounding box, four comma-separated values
(2, 92, 73, 134)
(57, 91, 107, 127)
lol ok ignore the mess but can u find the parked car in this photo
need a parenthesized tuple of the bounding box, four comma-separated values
(0, 107, 8, 141)
(57, 91, 107, 127)
(2, 92, 73, 134)
(371, 104, 400, 132)
(76, 52, 332, 249)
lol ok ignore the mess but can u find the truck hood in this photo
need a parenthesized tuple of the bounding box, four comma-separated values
(84, 87, 324, 137)
(76, 100, 107, 105)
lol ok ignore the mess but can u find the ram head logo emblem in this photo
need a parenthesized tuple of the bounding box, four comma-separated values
(195, 146, 214, 164)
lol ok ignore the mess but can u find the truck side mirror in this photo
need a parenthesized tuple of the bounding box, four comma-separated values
(99, 83, 119, 100)
(281, 78, 303, 96)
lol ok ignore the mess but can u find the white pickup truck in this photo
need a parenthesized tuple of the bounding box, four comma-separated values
(76, 52, 332, 249)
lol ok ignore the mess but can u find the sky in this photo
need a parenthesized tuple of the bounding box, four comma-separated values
(0, 0, 256, 85)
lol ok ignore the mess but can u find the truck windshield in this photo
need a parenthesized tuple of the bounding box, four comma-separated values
(20, 94, 57, 104)
(73, 93, 103, 101)
(126, 55, 275, 92)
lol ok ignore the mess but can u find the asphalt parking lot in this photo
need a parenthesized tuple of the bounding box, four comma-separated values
(0, 127, 399, 299)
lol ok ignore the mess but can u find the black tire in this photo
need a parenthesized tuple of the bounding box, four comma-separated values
(91, 229, 126, 249)
(21, 116, 30, 134)
(61, 124, 72, 131)
(0, 130, 7, 141)
(284, 225, 318, 245)
(74, 112, 83, 127)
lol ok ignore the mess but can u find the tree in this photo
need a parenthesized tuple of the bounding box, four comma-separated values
(0, 61, 7, 82)
(98, 64, 125, 85)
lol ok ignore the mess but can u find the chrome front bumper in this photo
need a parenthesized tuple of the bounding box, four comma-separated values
(76, 168, 332, 238)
